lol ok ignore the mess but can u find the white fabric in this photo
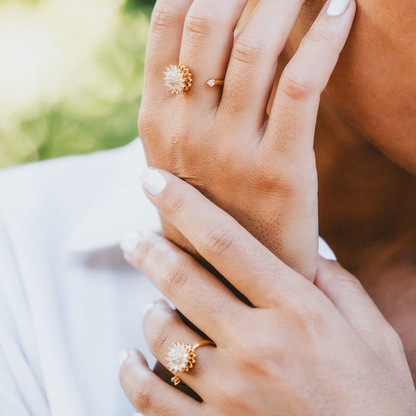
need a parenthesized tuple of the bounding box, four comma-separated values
(0, 138, 336, 415)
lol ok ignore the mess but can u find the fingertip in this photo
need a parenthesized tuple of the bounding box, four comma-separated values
(140, 167, 167, 197)
(142, 299, 172, 319)
(119, 348, 149, 383)
(318, 237, 337, 261)
(120, 231, 146, 255)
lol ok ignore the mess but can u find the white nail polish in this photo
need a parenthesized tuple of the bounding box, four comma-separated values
(142, 302, 155, 317)
(327, 0, 350, 16)
(140, 168, 167, 196)
(318, 237, 337, 261)
(118, 350, 129, 368)
(120, 231, 144, 254)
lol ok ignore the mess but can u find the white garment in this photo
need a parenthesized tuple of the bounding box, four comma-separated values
(0, 138, 336, 416)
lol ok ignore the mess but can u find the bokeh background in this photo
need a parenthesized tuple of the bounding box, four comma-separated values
(0, 0, 156, 168)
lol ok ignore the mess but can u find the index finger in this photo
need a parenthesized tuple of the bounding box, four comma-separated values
(140, 168, 312, 308)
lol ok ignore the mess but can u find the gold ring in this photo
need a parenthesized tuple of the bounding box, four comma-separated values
(207, 79, 224, 88)
(166, 340, 216, 385)
(164, 65, 192, 95)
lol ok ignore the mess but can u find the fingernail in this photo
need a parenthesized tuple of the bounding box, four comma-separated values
(133, 413, 144, 416)
(142, 301, 155, 317)
(318, 237, 337, 261)
(140, 168, 167, 196)
(118, 350, 129, 368)
(327, 0, 350, 16)
(120, 231, 144, 254)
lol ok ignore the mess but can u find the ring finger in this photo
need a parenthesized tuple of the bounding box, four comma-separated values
(143, 300, 218, 393)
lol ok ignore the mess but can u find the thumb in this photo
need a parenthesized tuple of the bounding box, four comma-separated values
(315, 257, 399, 358)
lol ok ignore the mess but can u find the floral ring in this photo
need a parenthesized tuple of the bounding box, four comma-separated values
(166, 340, 216, 385)
(164, 64, 193, 95)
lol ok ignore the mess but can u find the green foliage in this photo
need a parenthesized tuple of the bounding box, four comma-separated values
(123, 0, 156, 15)
(0, 0, 154, 168)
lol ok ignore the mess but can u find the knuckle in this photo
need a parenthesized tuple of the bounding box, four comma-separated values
(151, 316, 175, 354)
(151, 4, 183, 33)
(184, 12, 217, 38)
(132, 376, 154, 413)
(232, 38, 264, 65)
(138, 108, 154, 138)
(231, 332, 280, 375)
(161, 256, 191, 297)
(283, 297, 326, 336)
(166, 192, 189, 219)
(305, 30, 335, 50)
(383, 325, 404, 353)
(203, 222, 239, 258)
(130, 236, 156, 268)
(279, 71, 315, 101)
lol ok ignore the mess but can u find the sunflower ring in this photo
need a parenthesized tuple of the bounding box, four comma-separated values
(166, 340, 216, 385)
(164, 65, 193, 95)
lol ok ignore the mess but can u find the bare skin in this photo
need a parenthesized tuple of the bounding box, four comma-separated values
(246, 0, 416, 382)
(137, 0, 416, 393)
(278, 0, 416, 382)
(120, 170, 416, 415)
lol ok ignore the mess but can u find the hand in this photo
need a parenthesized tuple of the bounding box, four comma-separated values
(138, 0, 356, 280)
(119, 169, 416, 416)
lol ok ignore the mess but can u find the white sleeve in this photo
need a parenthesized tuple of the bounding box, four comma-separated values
(0, 215, 50, 415)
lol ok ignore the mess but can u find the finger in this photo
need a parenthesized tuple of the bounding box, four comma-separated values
(120, 348, 203, 416)
(315, 257, 403, 360)
(264, 0, 356, 157)
(142, 300, 218, 391)
(139, 168, 311, 308)
(144, 0, 193, 99)
(121, 231, 247, 339)
(219, 0, 304, 129)
(178, 0, 248, 109)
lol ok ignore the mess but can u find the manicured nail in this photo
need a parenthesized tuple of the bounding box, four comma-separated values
(119, 350, 129, 368)
(327, 0, 350, 16)
(120, 231, 144, 254)
(318, 237, 337, 261)
(140, 168, 167, 196)
(142, 302, 155, 317)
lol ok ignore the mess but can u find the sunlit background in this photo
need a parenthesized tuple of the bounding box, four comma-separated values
(0, 0, 155, 168)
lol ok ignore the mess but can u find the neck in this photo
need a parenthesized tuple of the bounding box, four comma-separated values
(315, 96, 416, 275)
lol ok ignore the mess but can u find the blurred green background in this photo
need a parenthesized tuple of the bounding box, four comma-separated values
(0, 0, 156, 168)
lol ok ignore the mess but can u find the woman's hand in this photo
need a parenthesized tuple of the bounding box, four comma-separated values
(138, 0, 356, 280)
(119, 169, 416, 416)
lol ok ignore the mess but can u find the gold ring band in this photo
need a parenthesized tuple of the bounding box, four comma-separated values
(207, 79, 224, 88)
(166, 340, 216, 385)
(164, 65, 193, 94)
